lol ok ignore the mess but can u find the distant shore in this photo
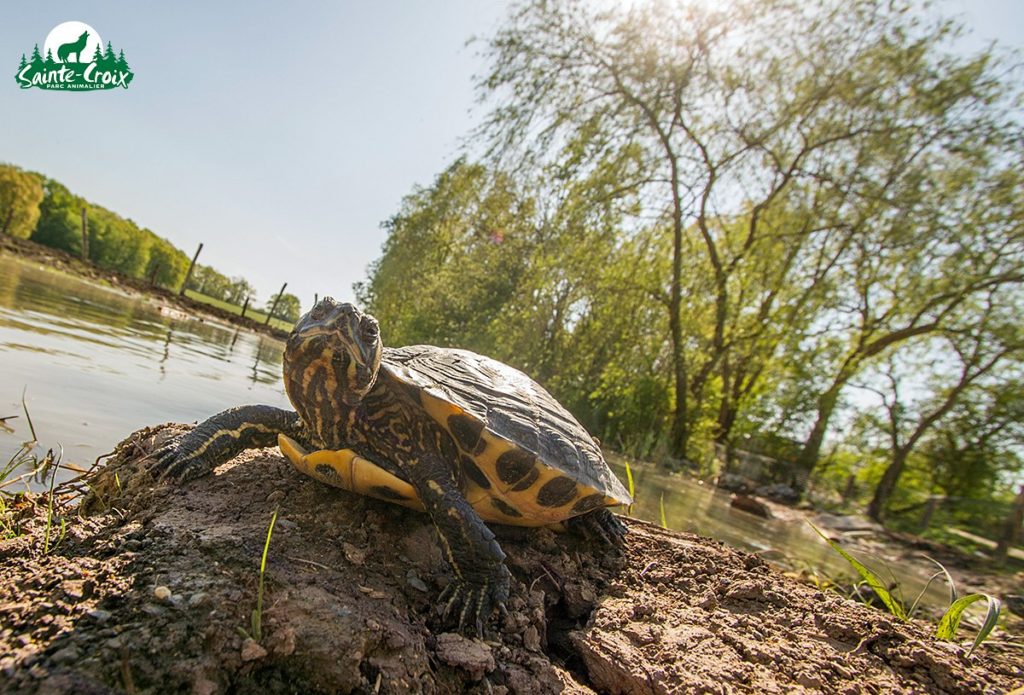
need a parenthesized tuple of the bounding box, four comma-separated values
(0, 235, 290, 341)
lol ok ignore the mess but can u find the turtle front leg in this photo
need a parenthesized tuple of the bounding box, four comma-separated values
(399, 452, 511, 637)
(150, 405, 307, 482)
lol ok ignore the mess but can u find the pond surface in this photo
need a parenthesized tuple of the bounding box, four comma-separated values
(0, 254, 946, 610)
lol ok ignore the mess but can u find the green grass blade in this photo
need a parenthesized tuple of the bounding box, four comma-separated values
(624, 460, 635, 515)
(252, 507, 279, 642)
(809, 522, 907, 620)
(935, 593, 1001, 656)
(659, 492, 667, 528)
(923, 554, 957, 604)
(21, 388, 37, 443)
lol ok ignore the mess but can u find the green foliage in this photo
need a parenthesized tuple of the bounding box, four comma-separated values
(810, 523, 908, 620)
(459, 0, 1024, 486)
(935, 594, 1002, 656)
(251, 508, 278, 642)
(812, 523, 1003, 654)
(267, 292, 301, 322)
(144, 234, 190, 289)
(0, 164, 44, 239)
(31, 180, 84, 253)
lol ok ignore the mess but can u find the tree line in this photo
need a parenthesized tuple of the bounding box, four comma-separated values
(0, 165, 301, 320)
(357, 0, 1024, 521)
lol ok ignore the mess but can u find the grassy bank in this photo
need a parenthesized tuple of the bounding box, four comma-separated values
(182, 290, 293, 332)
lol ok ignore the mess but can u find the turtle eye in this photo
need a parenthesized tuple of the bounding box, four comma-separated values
(361, 320, 379, 341)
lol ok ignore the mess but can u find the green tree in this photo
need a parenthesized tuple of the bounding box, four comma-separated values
(266, 292, 301, 322)
(116, 49, 130, 73)
(18, 54, 27, 71)
(476, 0, 1024, 467)
(29, 44, 43, 70)
(31, 180, 83, 253)
(44, 49, 56, 70)
(92, 43, 103, 64)
(144, 233, 191, 288)
(0, 165, 44, 239)
(88, 211, 152, 278)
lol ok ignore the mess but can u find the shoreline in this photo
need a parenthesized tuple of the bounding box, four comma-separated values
(0, 235, 290, 341)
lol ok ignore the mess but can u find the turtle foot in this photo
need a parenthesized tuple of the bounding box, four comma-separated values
(437, 567, 511, 638)
(567, 508, 627, 547)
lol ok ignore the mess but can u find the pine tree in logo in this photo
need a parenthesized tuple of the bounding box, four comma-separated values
(116, 49, 130, 73)
(29, 44, 43, 71)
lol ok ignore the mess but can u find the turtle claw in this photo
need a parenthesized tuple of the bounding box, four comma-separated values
(146, 436, 216, 483)
(438, 569, 510, 637)
(568, 509, 627, 547)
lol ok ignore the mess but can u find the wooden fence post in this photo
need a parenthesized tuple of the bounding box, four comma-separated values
(314, 293, 318, 305)
(180, 242, 204, 296)
(241, 296, 250, 319)
(995, 484, 1024, 566)
(919, 495, 941, 531)
(80, 207, 89, 261)
(266, 282, 287, 325)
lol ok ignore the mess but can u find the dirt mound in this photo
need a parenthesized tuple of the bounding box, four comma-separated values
(0, 426, 1019, 693)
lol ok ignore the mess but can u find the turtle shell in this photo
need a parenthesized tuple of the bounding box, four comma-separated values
(380, 345, 632, 525)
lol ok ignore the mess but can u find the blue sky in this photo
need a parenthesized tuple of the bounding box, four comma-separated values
(1, 1, 1021, 310)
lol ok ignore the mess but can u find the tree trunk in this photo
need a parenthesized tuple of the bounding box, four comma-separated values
(867, 448, 909, 522)
(795, 384, 843, 472)
(994, 485, 1024, 567)
(0, 207, 13, 236)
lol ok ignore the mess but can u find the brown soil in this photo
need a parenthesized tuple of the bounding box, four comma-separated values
(0, 235, 289, 340)
(1, 425, 1021, 694)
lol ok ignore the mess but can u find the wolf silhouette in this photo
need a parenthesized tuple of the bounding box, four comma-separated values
(57, 31, 89, 64)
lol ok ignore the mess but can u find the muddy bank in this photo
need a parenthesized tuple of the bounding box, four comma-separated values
(0, 425, 1020, 694)
(0, 235, 289, 340)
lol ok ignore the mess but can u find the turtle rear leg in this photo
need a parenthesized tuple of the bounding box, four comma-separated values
(150, 405, 305, 482)
(566, 508, 628, 547)
(278, 435, 425, 512)
(397, 451, 511, 637)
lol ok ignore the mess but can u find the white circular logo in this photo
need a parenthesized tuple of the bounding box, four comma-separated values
(42, 21, 103, 65)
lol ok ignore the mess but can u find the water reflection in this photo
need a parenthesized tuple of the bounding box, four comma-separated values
(0, 255, 290, 475)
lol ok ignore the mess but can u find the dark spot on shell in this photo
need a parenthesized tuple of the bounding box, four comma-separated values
(491, 497, 523, 518)
(448, 414, 484, 452)
(572, 493, 606, 515)
(537, 476, 578, 507)
(510, 466, 539, 492)
(370, 485, 407, 501)
(473, 438, 487, 455)
(315, 463, 339, 479)
(496, 449, 535, 486)
(461, 455, 491, 490)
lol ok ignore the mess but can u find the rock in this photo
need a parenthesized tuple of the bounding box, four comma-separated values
(406, 570, 428, 592)
(716, 473, 751, 493)
(240, 638, 267, 662)
(730, 494, 772, 518)
(434, 633, 495, 680)
(153, 585, 172, 602)
(754, 483, 800, 505)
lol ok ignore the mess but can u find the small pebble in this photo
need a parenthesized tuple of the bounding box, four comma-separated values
(153, 585, 172, 602)
(86, 609, 112, 623)
(266, 490, 286, 503)
(276, 519, 297, 530)
(240, 638, 267, 662)
(406, 570, 428, 592)
(188, 592, 208, 608)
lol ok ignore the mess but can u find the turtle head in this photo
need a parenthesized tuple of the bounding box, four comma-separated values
(285, 298, 382, 409)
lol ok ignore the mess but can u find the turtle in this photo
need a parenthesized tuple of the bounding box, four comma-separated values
(150, 298, 632, 634)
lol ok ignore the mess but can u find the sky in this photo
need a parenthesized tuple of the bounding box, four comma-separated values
(1, 1, 1021, 311)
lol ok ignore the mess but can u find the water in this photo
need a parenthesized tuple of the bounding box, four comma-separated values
(0, 254, 946, 610)
(0, 254, 290, 473)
